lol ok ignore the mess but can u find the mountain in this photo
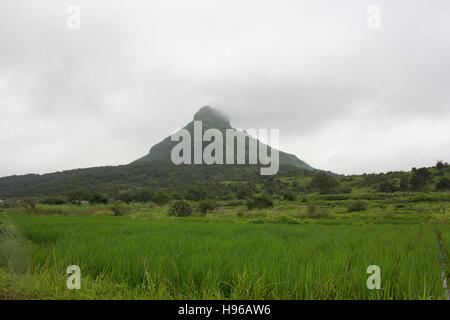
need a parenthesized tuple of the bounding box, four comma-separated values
(0, 106, 321, 199)
(135, 106, 316, 171)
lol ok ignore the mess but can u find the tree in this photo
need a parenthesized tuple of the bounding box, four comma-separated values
(309, 173, 339, 194)
(198, 199, 217, 215)
(89, 192, 108, 204)
(43, 198, 65, 205)
(436, 160, 445, 170)
(111, 200, 126, 216)
(399, 176, 409, 191)
(116, 190, 134, 204)
(378, 180, 397, 193)
(67, 189, 90, 204)
(152, 190, 171, 205)
(135, 188, 153, 202)
(168, 200, 193, 217)
(23, 198, 36, 213)
(185, 187, 207, 201)
(347, 200, 368, 212)
(409, 167, 431, 190)
(247, 195, 273, 209)
(436, 177, 450, 191)
(236, 183, 255, 199)
(283, 192, 296, 201)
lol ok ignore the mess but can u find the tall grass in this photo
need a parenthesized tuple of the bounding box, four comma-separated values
(1, 214, 448, 299)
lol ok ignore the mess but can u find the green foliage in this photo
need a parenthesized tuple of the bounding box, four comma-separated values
(409, 167, 431, 190)
(283, 192, 296, 201)
(42, 198, 66, 205)
(399, 176, 409, 191)
(168, 200, 193, 217)
(309, 173, 339, 194)
(347, 200, 368, 212)
(3, 215, 448, 299)
(235, 183, 256, 199)
(435, 160, 447, 170)
(185, 187, 207, 201)
(377, 180, 398, 193)
(198, 199, 217, 215)
(435, 177, 450, 191)
(67, 189, 90, 204)
(247, 195, 273, 209)
(152, 190, 171, 205)
(306, 203, 317, 215)
(111, 200, 126, 216)
(116, 190, 134, 204)
(89, 192, 109, 204)
(134, 188, 153, 202)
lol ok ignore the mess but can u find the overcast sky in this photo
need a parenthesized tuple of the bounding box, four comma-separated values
(1, 0, 449, 176)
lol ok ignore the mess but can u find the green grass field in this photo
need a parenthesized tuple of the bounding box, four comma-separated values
(1, 197, 449, 299)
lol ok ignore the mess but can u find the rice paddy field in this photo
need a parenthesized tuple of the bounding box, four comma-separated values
(0, 196, 449, 300)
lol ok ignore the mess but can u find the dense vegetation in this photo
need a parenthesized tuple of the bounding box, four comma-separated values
(1, 161, 448, 208)
(0, 160, 449, 299)
(0, 198, 449, 299)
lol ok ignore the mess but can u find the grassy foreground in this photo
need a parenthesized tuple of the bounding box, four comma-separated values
(1, 210, 449, 299)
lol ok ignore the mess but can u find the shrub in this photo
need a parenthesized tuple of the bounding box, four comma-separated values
(90, 192, 109, 204)
(274, 214, 301, 224)
(116, 190, 134, 204)
(247, 195, 273, 210)
(43, 198, 66, 205)
(347, 200, 368, 212)
(152, 191, 171, 205)
(409, 167, 431, 190)
(135, 188, 153, 202)
(67, 189, 90, 204)
(198, 199, 217, 215)
(111, 201, 126, 216)
(283, 192, 296, 201)
(306, 203, 317, 215)
(309, 173, 339, 194)
(308, 209, 330, 219)
(436, 177, 450, 191)
(377, 180, 397, 193)
(168, 201, 193, 217)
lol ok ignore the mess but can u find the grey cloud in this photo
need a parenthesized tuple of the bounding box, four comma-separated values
(0, 0, 449, 176)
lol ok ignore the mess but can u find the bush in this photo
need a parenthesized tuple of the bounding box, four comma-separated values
(116, 190, 134, 204)
(67, 189, 90, 204)
(198, 199, 217, 215)
(43, 198, 66, 205)
(306, 203, 317, 215)
(436, 177, 450, 191)
(90, 192, 109, 204)
(283, 192, 296, 201)
(247, 195, 273, 210)
(152, 191, 171, 205)
(409, 167, 431, 190)
(377, 180, 397, 193)
(111, 200, 126, 216)
(309, 173, 339, 194)
(274, 214, 301, 224)
(347, 200, 368, 212)
(168, 200, 193, 217)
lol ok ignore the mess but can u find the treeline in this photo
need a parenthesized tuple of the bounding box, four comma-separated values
(1, 160, 449, 203)
(0, 162, 295, 199)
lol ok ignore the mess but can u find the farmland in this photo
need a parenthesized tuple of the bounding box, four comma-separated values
(1, 193, 449, 300)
